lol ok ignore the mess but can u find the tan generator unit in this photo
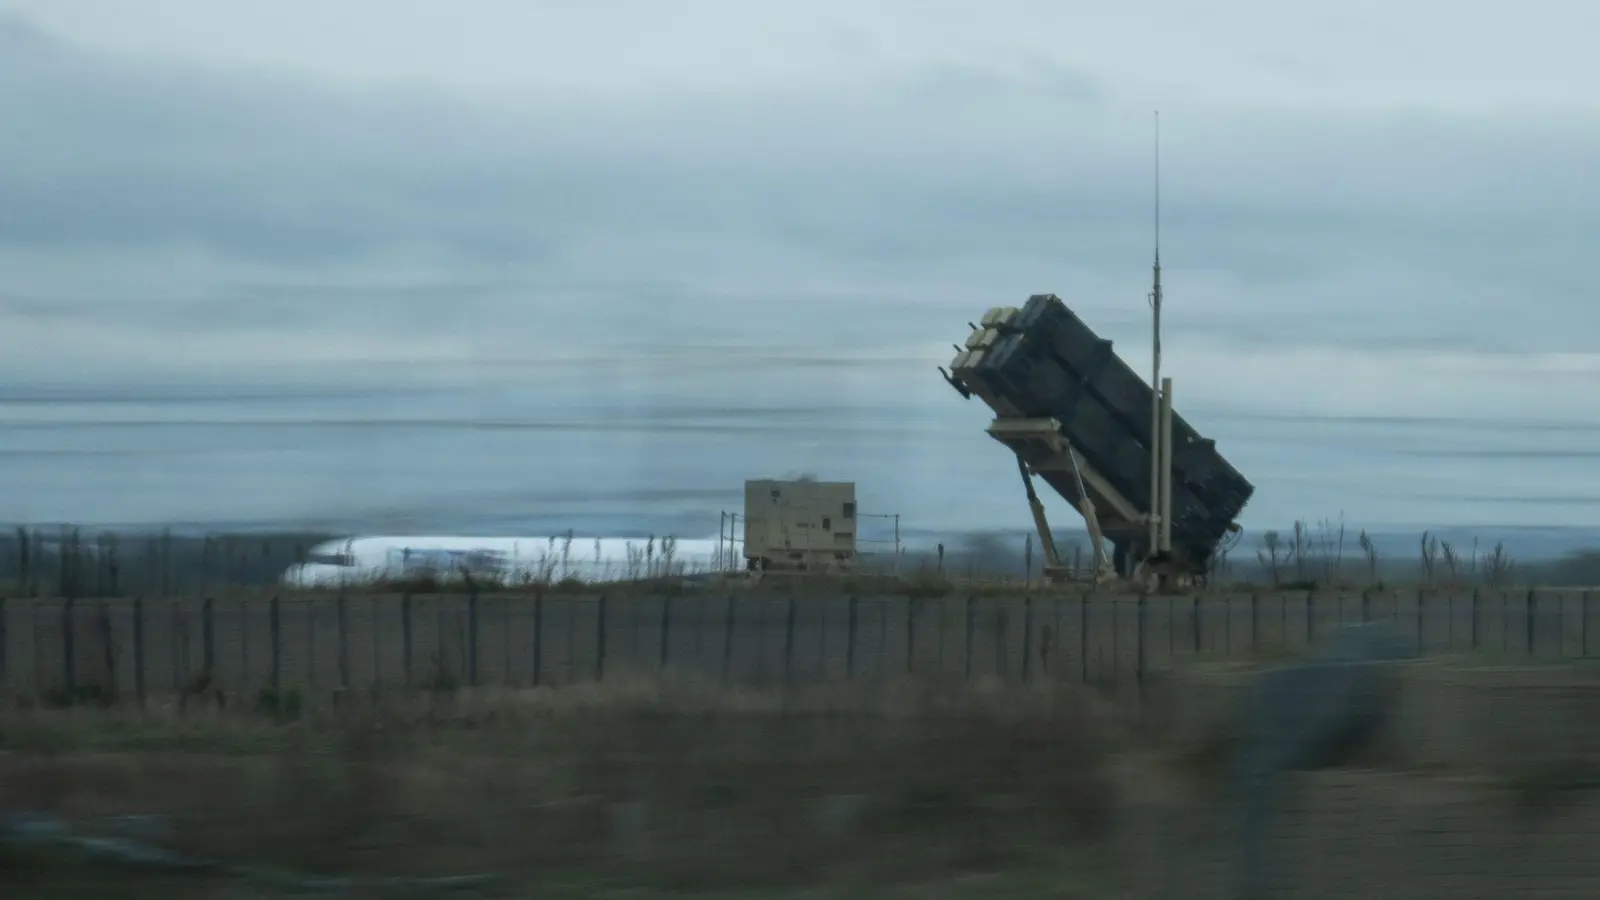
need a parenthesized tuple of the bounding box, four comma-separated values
(743, 479, 857, 573)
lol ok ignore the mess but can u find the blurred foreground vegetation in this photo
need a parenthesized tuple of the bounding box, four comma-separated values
(1, 678, 1121, 898)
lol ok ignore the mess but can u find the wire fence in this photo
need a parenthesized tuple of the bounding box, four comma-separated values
(3, 587, 1596, 705)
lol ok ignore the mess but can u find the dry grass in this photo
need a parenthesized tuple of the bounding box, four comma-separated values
(0, 676, 1126, 898)
(9, 660, 1600, 897)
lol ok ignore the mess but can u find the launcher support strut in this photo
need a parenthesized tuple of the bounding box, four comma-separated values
(1063, 442, 1111, 577)
(1015, 456, 1067, 581)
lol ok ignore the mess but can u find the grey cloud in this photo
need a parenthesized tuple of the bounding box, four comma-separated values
(0, 10, 1597, 381)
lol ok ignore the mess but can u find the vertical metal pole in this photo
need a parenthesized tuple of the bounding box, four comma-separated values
(1148, 112, 1163, 562)
(1159, 377, 1174, 553)
(1148, 380, 1161, 557)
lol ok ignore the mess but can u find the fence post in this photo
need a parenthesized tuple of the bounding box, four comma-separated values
(1501, 590, 1510, 653)
(98, 602, 114, 700)
(268, 594, 280, 692)
(1022, 597, 1033, 684)
(1167, 595, 1176, 659)
(62, 597, 77, 699)
(1079, 596, 1088, 684)
(595, 594, 609, 682)
(1250, 593, 1260, 655)
(0, 597, 7, 697)
(818, 601, 829, 675)
(1470, 589, 1479, 651)
(1416, 590, 1425, 654)
(336, 591, 350, 690)
(1110, 600, 1119, 683)
(171, 600, 185, 703)
(239, 599, 250, 697)
(1305, 592, 1315, 646)
(754, 599, 770, 681)
(963, 596, 975, 682)
(659, 595, 672, 669)
(1526, 589, 1536, 657)
(31, 602, 41, 697)
(846, 596, 859, 679)
(1050, 596, 1062, 678)
(693, 595, 705, 665)
(1192, 594, 1202, 654)
(995, 604, 1008, 679)
(565, 599, 576, 684)
(783, 596, 796, 683)
(1559, 588, 1566, 660)
(905, 598, 916, 676)
(874, 600, 886, 681)
(467, 588, 479, 686)
(1584, 590, 1591, 658)
(402, 593, 414, 688)
(379, 596, 389, 689)
(133, 595, 146, 708)
(307, 600, 317, 691)
(721, 595, 736, 680)
(1136, 595, 1147, 683)
(1446, 590, 1454, 649)
(532, 590, 544, 686)
(936, 598, 948, 672)
(202, 597, 216, 682)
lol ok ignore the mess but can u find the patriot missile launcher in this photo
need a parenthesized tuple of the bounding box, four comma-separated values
(940, 293, 1253, 580)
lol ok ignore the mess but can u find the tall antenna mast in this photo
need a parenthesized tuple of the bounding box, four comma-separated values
(1148, 111, 1163, 558)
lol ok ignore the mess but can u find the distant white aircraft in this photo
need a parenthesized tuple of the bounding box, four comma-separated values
(280, 534, 731, 588)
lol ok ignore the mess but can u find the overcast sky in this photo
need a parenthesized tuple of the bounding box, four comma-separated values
(2, 0, 1598, 425)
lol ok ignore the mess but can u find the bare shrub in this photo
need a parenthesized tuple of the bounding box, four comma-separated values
(1440, 540, 1460, 586)
(1419, 531, 1439, 586)
(1290, 520, 1312, 582)
(1484, 542, 1515, 587)
(1358, 530, 1381, 586)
